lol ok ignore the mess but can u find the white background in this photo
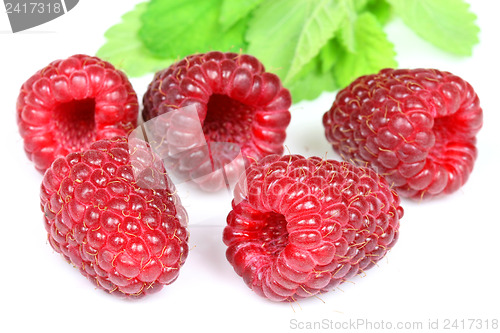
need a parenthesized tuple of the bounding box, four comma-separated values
(1, 1, 499, 332)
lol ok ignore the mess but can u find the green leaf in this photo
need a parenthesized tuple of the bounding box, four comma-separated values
(96, 3, 174, 77)
(287, 56, 337, 102)
(352, 0, 370, 10)
(337, 0, 374, 52)
(333, 12, 397, 87)
(387, 0, 479, 55)
(219, 0, 264, 31)
(288, 70, 337, 102)
(338, 0, 358, 53)
(246, 0, 347, 84)
(364, 0, 392, 25)
(318, 38, 341, 74)
(139, 0, 247, 59)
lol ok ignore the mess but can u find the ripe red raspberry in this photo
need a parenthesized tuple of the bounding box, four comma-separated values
(142, 51, 291, 191)
(223, 154, 403, 301)
(323, 68, 483, 198)
(40, 137, 189, 297)
(17, 54, 139, 173)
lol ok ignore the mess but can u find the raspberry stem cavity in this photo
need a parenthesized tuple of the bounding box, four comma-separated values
(52, 98, 96, 149)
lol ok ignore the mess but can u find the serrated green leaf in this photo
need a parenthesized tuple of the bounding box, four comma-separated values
(338, 0, 357, 53)
(337, 0, 372, 53)
(364, 0, 392, 25)
(288, 70, 337, 102)
(139, 0, 247, 59)
(319, 38, 341, 74)
(387, 0, 479, 55)
(333, 12, 397, 87)
(352, 0, 370, 11)
(96, 3, 174, 77)
(287, 56, 337, 102)
(246, 0, 347, 84)
(219, 0, 264, 31)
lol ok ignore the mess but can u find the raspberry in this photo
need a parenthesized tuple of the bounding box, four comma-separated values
(222, 154, 403, 301)
(17, 54, 139, 173)
(142, 51, 291, 191)
(323, 68, 483, 198)
(40, 137, 189, 297)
